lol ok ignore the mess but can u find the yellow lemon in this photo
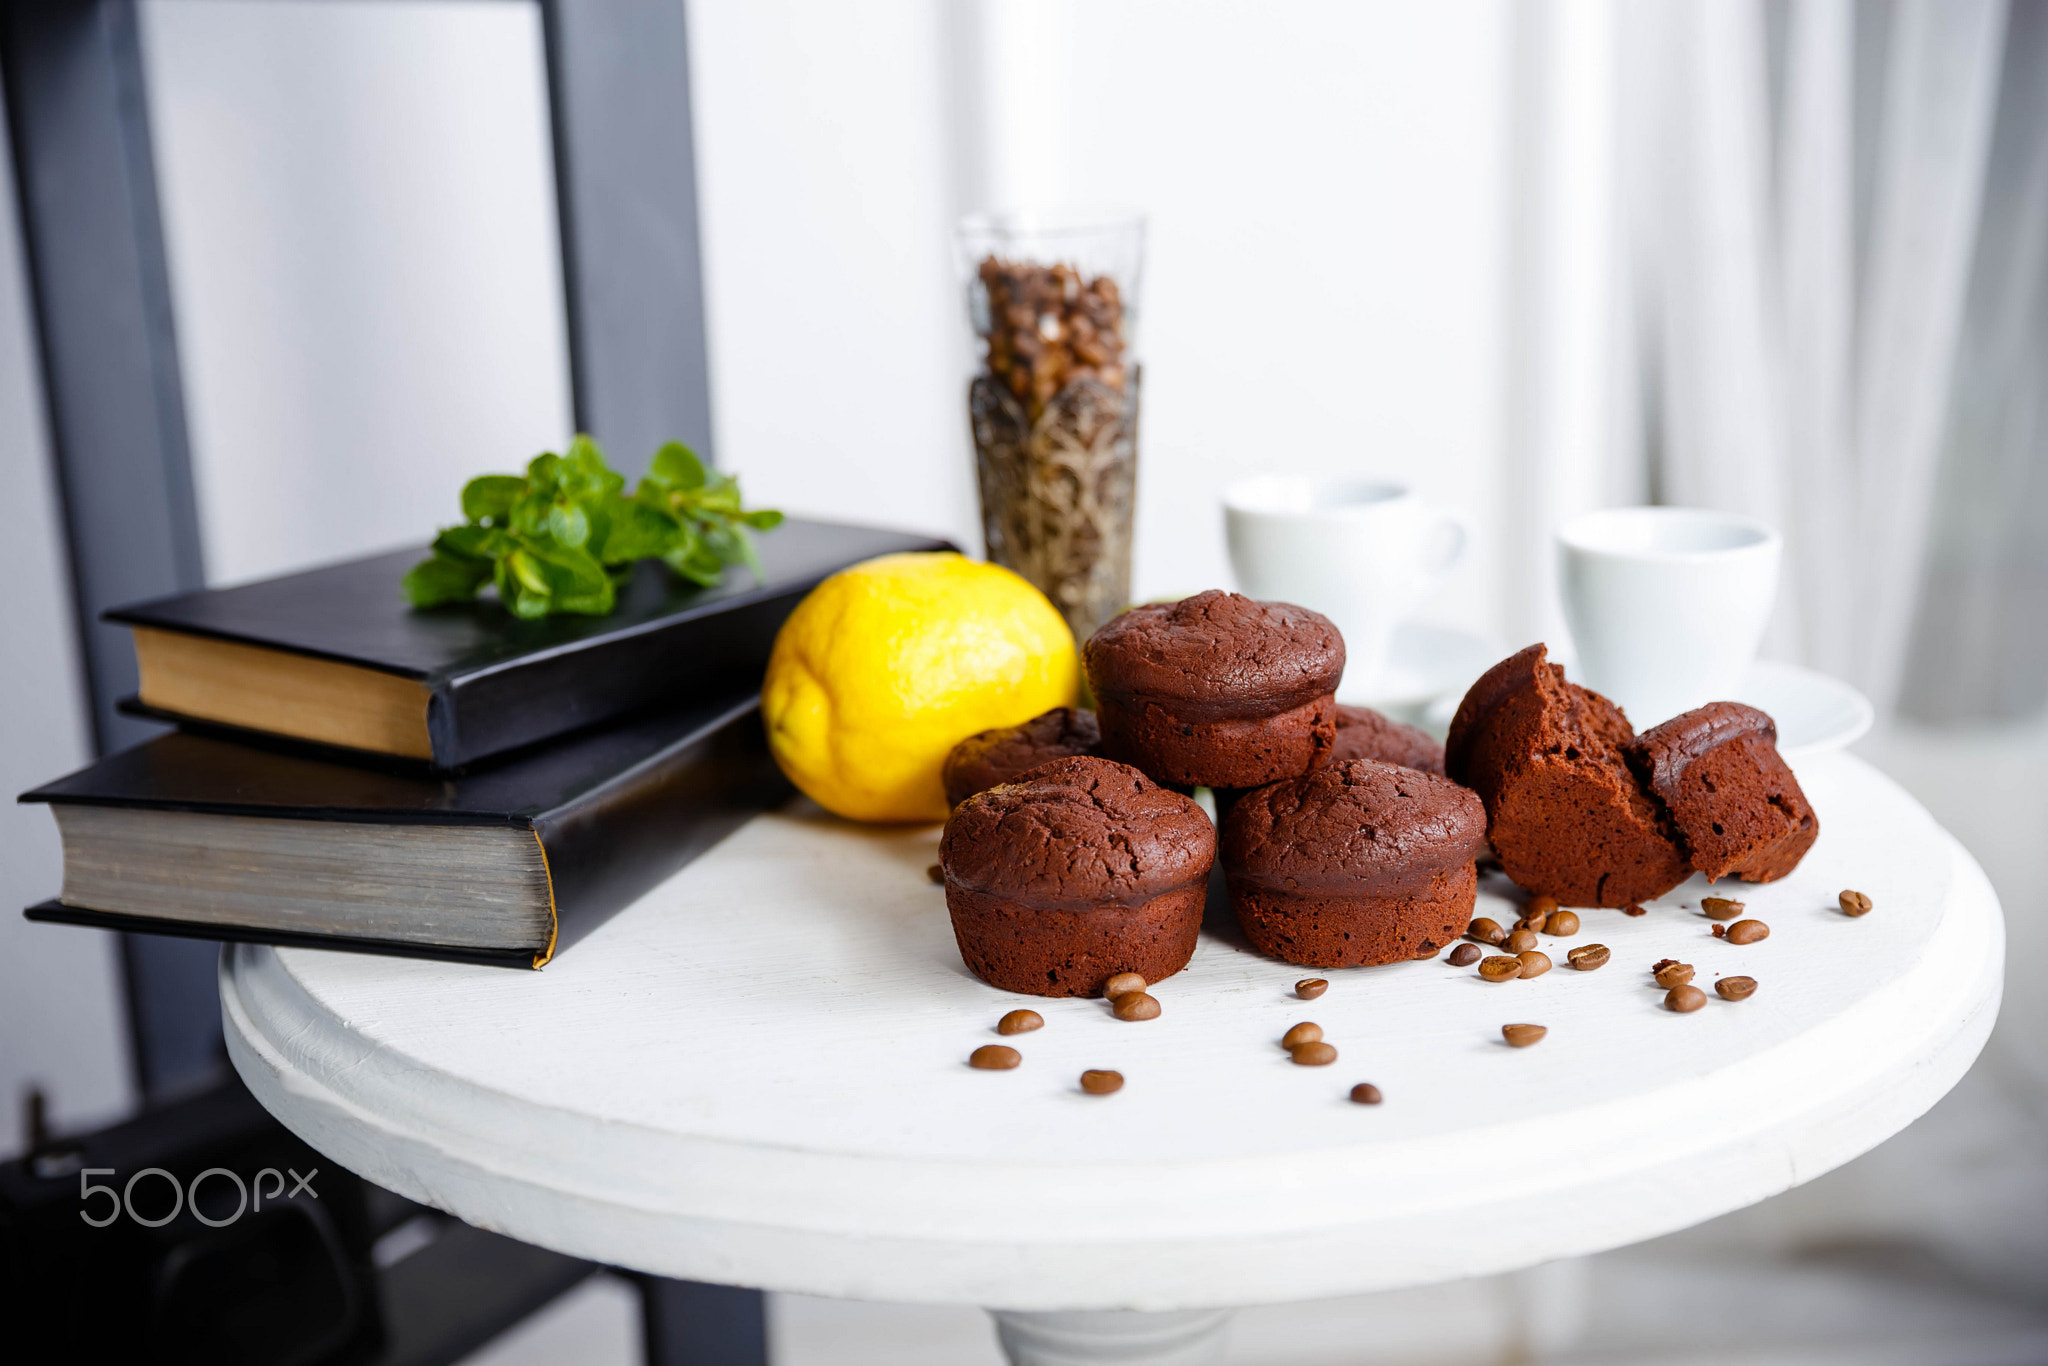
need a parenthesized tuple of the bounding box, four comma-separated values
(762, 552, 1078, 823)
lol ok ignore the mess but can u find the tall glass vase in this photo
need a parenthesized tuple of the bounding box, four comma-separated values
(957, 210, 1145, 646)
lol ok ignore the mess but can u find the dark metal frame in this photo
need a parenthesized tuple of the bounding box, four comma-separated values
(2, 1, 758, 1360)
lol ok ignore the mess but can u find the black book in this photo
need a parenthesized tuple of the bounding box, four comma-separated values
(20, 692, 790, 968)
(109, 517, 950, 769)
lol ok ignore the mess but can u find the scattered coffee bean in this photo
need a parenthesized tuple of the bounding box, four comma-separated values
(1544, 909, 1581, 937)
(1350, 1083, 1383, 1105)
(1281, 1022, 1324, 1049)
(1103, 972, 1147, 1000)
(997, 1009, 1044, 1035)
(1448, 943, 1483, 967)
(1526, 894, 1560, 921)
(1295, 977, 1330, 1000)
(1840, 890, 1874, 918)
(1623, 904, 1647, 917)
(1665, 985, 1707, 1013)
(1289, 1041, 1338, 1066)
(1505, 928, 1538, 954)
(1411, 944, 1439, 960)
(1567, 943, 1610, 971)
(1468, 917, 1506, 946)
(1653, 961, 1695, 989)
(1080, 1069, 1123, 1095)
(970, 1045, 1021, 1070)
(927, 863, 945, 884)
(1517, 950, 1552, 978)
(1502, 1023, 1548, 1047)
(1112, 991, 1162, 1021)
(1701, 896, 1744, 920)
(1479, 955, 1525, 982)
(1711, 924, 1727, 939)
(1726, 920, 1770, 946)
(1716, 976, 1758, 1001)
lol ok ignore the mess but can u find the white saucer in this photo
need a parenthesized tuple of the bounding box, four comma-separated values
(1339, 622, 1499, 713)
(1735, 659, 1874, 757)
(1415, 651, 1873, 756)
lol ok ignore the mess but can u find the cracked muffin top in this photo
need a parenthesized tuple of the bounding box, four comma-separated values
(1222, 758, 1487, 895)
(1083, 590, 1344, 719)
(1331, 704, 1446, 775)
(939, 755, 1215, 907)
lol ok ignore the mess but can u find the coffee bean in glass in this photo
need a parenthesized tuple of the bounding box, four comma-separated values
(1716, 976, 1758, 1001)
(1080, 1069, 1124, 1095)
(1665, 985, 1708, 1013)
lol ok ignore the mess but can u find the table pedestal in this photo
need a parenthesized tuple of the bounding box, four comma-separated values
(990, 1309, 1233, 1365)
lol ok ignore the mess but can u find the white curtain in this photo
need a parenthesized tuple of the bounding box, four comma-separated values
(1619, 0, 2011, 716)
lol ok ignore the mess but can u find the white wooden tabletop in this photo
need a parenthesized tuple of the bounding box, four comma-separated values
(222, 752, 2002, 1312)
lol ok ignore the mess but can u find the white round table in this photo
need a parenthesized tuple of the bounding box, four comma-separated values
(221, 753, 2002, 1365)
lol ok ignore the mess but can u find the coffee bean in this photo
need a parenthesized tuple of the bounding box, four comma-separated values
(1517, 950, 1552, 978)
(1545, 910, 1581, 937)
(1840, 890, 1874, 917)
(1281, 1022, 1323, 1049)
(1295, 977, 1330, 1000)
(1726, 920, 1770, 945)
(1112, 991, 1162, 1021)
(1701, 896, 1744, 920)
(1468, 917, 1506, 946)
(1349, 1083, 1383, 1105)
(1479, 955, 1524, 982)
(1665, 985, 1707, 1013)
(1103, 972, 1147, 1000)
(1623, 904, 1647, 917)
(1080, 1069, 1123, 1095)
(1448, 943, 1482, 967)
(1526, 894, 1560, 921)
(1716, 976, 1758, 1001)
(1567, 943, 1610, 971)
(1505, 928, 1538, 954)
(1289, 1041, 1338, 1066)
(1653, 961, 1695, 989)
(997, 1009, 1044, 1035)
(1518, 911, 1549, 934)
(971, 1045, 1021, 1069)
(1502, 1023, 1547, 1047)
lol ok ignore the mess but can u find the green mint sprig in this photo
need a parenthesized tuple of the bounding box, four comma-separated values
(402, 435, 783, 618)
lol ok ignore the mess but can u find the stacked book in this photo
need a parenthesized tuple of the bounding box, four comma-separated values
(21, 520, 947, 967)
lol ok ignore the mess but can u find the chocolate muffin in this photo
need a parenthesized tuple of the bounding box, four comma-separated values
(1627, 702, 1818, 882)
(940, 756, 1215, 996)
(1331, 704, 1445, 775)
(1445, 644, 1688, 907)
(1085, 590, 1343, 789)
(942, 706, 1101, 806)
(1222, 759, 1487, 968)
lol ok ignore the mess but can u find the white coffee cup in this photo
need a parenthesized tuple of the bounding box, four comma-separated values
(1223, 475, 1469, 695)
(1556, 506, 1781, 728)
